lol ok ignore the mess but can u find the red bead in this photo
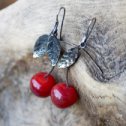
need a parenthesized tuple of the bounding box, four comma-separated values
(30, 72, 56, 97)
(51, 83, 78, 108)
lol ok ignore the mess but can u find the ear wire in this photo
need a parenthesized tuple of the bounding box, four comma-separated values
(50, 7, 66, 39)
(80, 18, 96, 48)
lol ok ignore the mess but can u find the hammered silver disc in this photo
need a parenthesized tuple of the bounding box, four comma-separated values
(33, 34, 48, 58)
(57, 47, 79, 68)
(47, 35, 61, 66)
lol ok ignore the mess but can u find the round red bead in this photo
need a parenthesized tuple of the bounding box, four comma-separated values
(30, 72, 56, 97)
(51, 83, 78, 108)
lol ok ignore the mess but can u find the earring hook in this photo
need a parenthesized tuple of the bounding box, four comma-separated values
(51, 7, 66, 40)
(57, 7, 66, 40)
(80, 18, 96, 48)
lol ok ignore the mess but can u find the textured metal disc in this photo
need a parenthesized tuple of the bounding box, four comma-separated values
(33, 34, 49, 58)
(47, 35, 61, 66)
(57, 47, 79, 68)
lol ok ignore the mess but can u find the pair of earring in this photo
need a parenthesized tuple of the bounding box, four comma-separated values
(30, 7, 96, 109)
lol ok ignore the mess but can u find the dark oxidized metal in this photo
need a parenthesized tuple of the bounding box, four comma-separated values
(33, 35, 49, 58)
(80, 18, 96, 48)
(57, 47, 79, 68)
(47, 35, 61, 66)
(33, 34, 61, 66)
(33, 7, 66, 67)
(57, 18, 96, 69)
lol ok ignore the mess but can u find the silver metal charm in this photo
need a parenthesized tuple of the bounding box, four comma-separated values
(47, 35, 61, 66)
(57, 18, 96, 68)
(33, 7, 65, 67)
(33, 35, 49, 58)
(57, 47, 79, 68)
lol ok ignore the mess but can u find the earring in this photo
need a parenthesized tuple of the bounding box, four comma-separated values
(51, 18, 96, 108)
(30, 7, 66, 97)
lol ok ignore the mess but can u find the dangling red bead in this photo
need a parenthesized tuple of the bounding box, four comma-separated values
(51, 83, 78, 108)
(30, 72, 56, 97)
